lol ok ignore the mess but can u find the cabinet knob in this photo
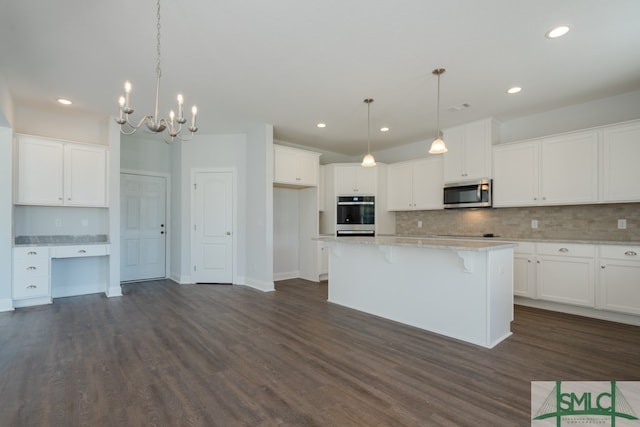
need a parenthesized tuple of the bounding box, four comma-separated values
(601, 265, 606, 269)
(537, 260, 541, 264)
(527, 259, 532, 263)
(542, 197, 547, 200)
(558, 248, 569, 253)
(27, 251, 37, 255)
(78, 249, 87, 254)
(67, 197, 71, 200)
(533, 197, 537, 201)
(27, 266, 37, 270)
(27, 285, 37, 289)
(625, 251, 637, 256)
(59, 197, 63, 201)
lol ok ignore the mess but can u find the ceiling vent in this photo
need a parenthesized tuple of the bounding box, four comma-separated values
(448, 103, 471, 112)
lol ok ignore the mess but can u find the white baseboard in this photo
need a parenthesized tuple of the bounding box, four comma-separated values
(0, 298, 14, 312)
(243, 277, 275, 292)
(515, 297, 640, 327)
(273, 270, 300, 281)
(106, 285, 123, 297)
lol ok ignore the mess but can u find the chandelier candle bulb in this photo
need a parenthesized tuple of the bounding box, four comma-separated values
(177, 94, 185, 122)
(124, 81, 131, 109)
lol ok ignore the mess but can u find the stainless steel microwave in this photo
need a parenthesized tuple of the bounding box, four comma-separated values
(443, 179, 492, 209)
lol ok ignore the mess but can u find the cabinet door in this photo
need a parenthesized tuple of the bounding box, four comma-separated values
(540, 131, 598, 205)
(599, 259, 640, 315)
(17, 137, 64, 205)
(295, 153, 319, 186)
(461, 120, 492, 181)
(537, 256, 595, 307)
(412, 157, 443, 210)
(64, 144, 108, 206)
(335, 167, 356, 194)
(493, 141, 539, 207)
(386, 163, 414, 210)
(514, 254, 535, 297)
(354, 167, 376, 194)
(273, 146, 298, 184)
(442, 125, 465, 183)
(602, 121, 640, 202)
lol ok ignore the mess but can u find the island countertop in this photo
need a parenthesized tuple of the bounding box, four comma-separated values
(316, 235, 516, 252)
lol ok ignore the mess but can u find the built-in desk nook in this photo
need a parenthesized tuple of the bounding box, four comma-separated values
(12, 235, 111, 308)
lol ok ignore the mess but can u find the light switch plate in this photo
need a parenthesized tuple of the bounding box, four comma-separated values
(531, 219, 539, 229)
(618, 219, 627, 229)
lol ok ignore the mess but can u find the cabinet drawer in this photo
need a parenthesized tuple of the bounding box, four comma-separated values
(13, 276, 49, 299)
(51, 244, 109, 258)
(599, 245, 640, 261)
(537, 243, 595, 258)
(13, 256, 49, 277)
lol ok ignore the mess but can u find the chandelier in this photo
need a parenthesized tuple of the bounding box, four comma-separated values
(116, 0, 198, 143)
(428, 68, 448, 154)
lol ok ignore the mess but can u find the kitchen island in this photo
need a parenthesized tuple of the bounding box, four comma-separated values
(318, 236, 516, 348)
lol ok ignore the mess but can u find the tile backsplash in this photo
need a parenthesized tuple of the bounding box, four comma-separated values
(396, 203, 640, 242)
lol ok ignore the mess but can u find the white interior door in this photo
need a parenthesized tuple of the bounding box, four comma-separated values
(192, 171, 233, 283)
(120, 173, 167, 282)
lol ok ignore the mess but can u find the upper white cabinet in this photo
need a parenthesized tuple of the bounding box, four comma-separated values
(387, 156, 443, 211)
(493, 141, 539, 207)
(443, 118, 498, 183)
(540, 130, 598, 205)
(493, 129, 599, 207)
(16, 135, 109, 207)
(335, 165, 376, 195)
(601, 121, 640, 202)
(273, 145, 320, 187)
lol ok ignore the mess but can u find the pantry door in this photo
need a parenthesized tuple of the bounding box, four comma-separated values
(191, 171, 233, 284)
(120, 173, 167, 281)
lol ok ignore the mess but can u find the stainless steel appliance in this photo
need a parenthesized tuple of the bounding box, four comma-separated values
(443, 179, 492, 209)
(336, 195, 375, 236)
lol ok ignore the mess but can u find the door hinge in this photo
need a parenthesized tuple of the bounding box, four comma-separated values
(194, 224, 197, 231)
(194, 183, 197, 190)
(194, 265, 197, 272)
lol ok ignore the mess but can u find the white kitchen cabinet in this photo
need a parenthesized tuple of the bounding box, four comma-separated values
(493, 129, 599, 207)
(387, 157, 443, 211)
(601, 120, 640, 202)
(513, 242, 536, 298)
(335, 165, 376, 195)
(493, 141, 539, 207)
(443, 118, 498, 183)
(598, 245, 640, 315)
(540, 130, 599, 205)
(318, 165, 325, 211)
(273, 145, 320, 187)
(318, 241, 328, 279)
(16, 135, 109, 207)
(535, 243, 596, 307)
(13, 246, 51, 306)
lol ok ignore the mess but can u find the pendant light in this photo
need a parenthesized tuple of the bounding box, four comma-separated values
(428, 68, 448, 154)
(361, 98, 377, 167)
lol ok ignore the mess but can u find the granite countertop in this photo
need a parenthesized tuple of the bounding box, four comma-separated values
(393, 234, 640, 246)
(316, 235, 516, 252)
(14, 235, 110, 246)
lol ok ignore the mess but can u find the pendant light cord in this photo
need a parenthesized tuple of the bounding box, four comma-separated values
(367, 101, 371, 154)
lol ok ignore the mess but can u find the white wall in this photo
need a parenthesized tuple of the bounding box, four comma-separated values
(500, 89, 640, 144)
(245, 124, 274, 291)
(275, 139, 356, 165)
(14, 106, 108, 145)
(0, 126, 13, 310)
(13, 206, 108, 236)
(120, 134, 172, 174)
(176, 133, 248, 284)
(273, 188, 300, 280)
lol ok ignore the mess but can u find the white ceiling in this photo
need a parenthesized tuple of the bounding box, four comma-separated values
(1, 0, 639, 155)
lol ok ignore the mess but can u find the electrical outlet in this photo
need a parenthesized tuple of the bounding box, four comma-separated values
(531, 219, 539, 229)
(618, 219, 627, 229)
(55, 218, 62, 228)
(418, 220, 423, 228)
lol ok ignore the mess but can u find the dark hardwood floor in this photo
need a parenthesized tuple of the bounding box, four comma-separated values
(1, 279, 639, 426)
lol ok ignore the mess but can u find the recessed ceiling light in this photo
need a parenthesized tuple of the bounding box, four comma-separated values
(507, 87, 522, 94)
(546, 26, 570, 39)
(316, 123, 326, 128)
(380, 127, 389, 132)
(57, 98, 73, 105)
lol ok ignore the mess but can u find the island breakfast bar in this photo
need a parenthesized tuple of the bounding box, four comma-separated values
(318, 236, 516, 348)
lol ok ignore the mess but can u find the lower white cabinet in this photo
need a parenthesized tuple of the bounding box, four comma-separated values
(513, 243, 536, 298)
(318, 242, 328, 279)
(513, 241, 640, 317)
(536, 243, 596, 307)
(598, 245, 640, 315)
(13, 247, 51, 303)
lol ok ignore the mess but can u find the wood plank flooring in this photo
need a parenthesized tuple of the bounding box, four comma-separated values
(1, 279, 639, 426)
